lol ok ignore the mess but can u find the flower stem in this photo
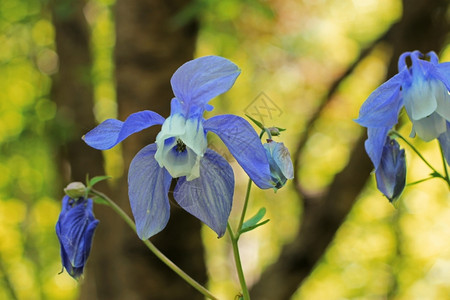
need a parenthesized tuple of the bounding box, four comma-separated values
(237, 179, 253, 238)
(227, 129, 264, 299)
(438, 142, 450, 188)
(227, 223, 250, 300)
(390, 131, 445, 180)
(90, 189, 218, 300)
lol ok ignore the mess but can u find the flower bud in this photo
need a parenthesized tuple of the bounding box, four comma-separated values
(64, 182, 87, 199)
(56, 196, 99, 279)
(375, 138, 406, 203)
(263, 141, 294, 190)
(267, 127, 281, 136)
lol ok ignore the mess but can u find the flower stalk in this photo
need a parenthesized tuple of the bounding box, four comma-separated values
(438, 142, 450, 187)
(390, 131, 449, 187)
(90, 189, 218, 300)
(227, 222, 250, 300)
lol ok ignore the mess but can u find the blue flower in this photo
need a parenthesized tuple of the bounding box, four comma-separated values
(83, 56, 273, 239)
(56, 196, 99, 279)
(263, 140, 294, 190)
(375, 138, 406, 202)
(355, 50, 450, 170)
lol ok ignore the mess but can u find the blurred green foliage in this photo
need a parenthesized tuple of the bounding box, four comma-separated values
(0, 0, 449, 299)
(0, 0, 78, 298)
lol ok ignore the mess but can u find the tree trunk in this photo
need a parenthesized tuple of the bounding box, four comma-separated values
(106, 1, 205, 299)
(250, 0, 449, 299)
(51, 0, 105, 182)
(52, 0, 204, 299)
(50, 1, 123, 299)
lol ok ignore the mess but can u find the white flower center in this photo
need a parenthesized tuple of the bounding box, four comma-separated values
(155, 114, 207, 180)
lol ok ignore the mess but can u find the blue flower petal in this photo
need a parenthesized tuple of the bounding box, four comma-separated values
(204, 114, 273, 189)
(375, 138, 406, 202)
(410, 111, 447, 142)
(398, 51, 413, 71)
(355, 70, 405, 128)
(128, 144, 172, 240)
(403, 60, 439, 121)
(84, 110, 165, 150)
(365, 127, 390, 170)
(170, 56, 241, 113)
(427, 51, 439, 65)
(264, 141, 294, 190)
(436, 62, 450, 91)
(173, 149, 234, 238)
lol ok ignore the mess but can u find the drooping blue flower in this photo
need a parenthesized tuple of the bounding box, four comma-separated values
(56, 196, 99, 279)
(83, 56, 273, 239)
(375, 138, 406, 202)
(263, 140, 294, 190)
(355, 50, 449, 170)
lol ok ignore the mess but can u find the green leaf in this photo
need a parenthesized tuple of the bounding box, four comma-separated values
(92, 196, 109, 206)
(245, 114, 265, 131)
(240, 219, 270, 234)
(430, 171, 442, 178)
(89, 175, 112, 187)
(240, 208, 270, 234)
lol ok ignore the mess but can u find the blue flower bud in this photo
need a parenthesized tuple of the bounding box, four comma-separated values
(55, 196, 99, 279)
(375, 138, 406, 202)
(263, 141, 294, 190)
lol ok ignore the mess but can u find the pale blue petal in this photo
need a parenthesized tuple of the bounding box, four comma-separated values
(355, 71, 405, 128)
(436, 62, 450, 90)
(263, 142, 293, 190)
(403, 61, 438, 121)
(433, 80, 450, 121)
(84, 110, 165, 150)
(170, 56, 240, 112)
(438, 123, 450, 165)
(365, 127, 390, 170)
(204, 114, 273, 189)
(154, 114, 206, 180)
(128, 144, 172, 240)
(174, 149, 234, 237)
(411, 112, 447, 142)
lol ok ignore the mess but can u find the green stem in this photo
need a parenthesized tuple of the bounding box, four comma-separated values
(227, 223, 250, 300)
(391, 131, 444, 178)
(227, 128, 263, 299)
(406, 177, 435, 186)
(438, 142, 450, 188)
(237, 179, 253, 238)
(90, 190, 218, 300)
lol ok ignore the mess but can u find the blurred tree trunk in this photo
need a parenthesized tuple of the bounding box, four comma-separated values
(52, 0, 204, 299)
(250, 0, 449, 299)
(50, 0, 123, 299)
(51, 0, 105, 182)
(106, 0, 205, 299)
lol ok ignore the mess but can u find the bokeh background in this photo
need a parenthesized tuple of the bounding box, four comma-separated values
(0, 0, 449, 299)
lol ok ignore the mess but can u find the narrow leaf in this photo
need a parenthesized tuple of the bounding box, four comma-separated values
(245, 114, 265, 130)
(89, 175, 112, 187)
(241, 207, 267, 233)
(240, 219, 270, 234)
